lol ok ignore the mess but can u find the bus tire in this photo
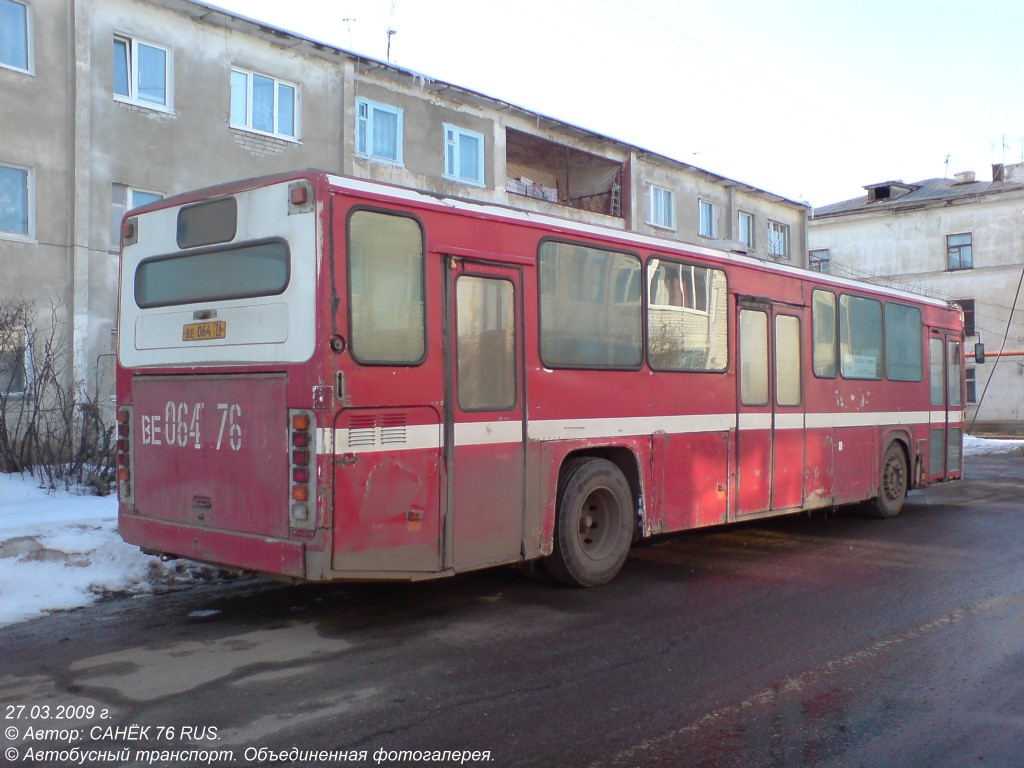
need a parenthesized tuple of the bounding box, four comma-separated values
(867, 442, 908, 519)
(545, 457, 633, 587)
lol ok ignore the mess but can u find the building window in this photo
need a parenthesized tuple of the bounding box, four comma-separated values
(230, 68, 299, 139)
(809, 248, 831, 273)
(646, 185, 675, 230)
(0, 328, 26, 396)
(355, 97, 403, 165)
(113, 35, 172, 110)
(443, 124, 484, 187)
(738, 211, 754, 249)
(966, 367, 977, 404)
(768, 220, 790, 259)
(111, 184, 162, 249)
(956, 298, 976, 337)
(698, 199, 717, 238)
(947, 233, 973, 270)
(0, 0, 30, 73)
(0, 163, 31, 239)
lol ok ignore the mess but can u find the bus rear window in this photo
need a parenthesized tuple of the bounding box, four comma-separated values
(135, 239, 290, 308)
(177, 197, 238, 249)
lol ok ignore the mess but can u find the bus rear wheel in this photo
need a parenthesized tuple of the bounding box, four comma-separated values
(545, 458, 634, 587)
(867, 442, 908, 519)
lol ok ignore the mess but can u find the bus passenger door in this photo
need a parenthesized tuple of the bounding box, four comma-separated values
(736, 305, 806, 516)
(928, 333, 964, 480)
(445, 259, 526, 570)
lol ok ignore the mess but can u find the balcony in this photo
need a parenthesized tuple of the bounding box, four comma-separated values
(505, 129, 623, 219)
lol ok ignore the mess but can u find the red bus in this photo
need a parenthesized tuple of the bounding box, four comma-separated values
(115, 171, 964, 587)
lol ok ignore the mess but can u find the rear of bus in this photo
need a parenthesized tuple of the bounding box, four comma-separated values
(115, 173, 326, 580)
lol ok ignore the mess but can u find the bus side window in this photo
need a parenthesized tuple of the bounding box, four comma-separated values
(839, 294, 882, 380)
(884, 302, 923, 381)
(538, 240, 641, 369)
(347, 210, 426, 365)
(811, 289, 837, 378)
(646, 258, 727, 372)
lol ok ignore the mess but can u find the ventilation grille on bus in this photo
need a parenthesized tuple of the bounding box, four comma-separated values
(347, 413, 408, 448)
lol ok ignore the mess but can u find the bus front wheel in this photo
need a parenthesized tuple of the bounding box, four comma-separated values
(867, 442, 908, 519)
(545, 458, 633, 587)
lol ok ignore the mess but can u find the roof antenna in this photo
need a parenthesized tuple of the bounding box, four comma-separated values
(342, 17, 356, 50)
(385, 0, 398, 61)
(386, 27, 396, 61)
(943, 154, 951, 178)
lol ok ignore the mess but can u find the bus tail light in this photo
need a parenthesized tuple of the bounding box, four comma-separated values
(289, 410, 315, 528)
(116, 406, 134, 503)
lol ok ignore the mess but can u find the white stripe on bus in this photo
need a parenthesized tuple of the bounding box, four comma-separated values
(316, 410, 964, 454)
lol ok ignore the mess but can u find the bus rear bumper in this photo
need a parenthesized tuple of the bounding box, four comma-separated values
(118, 514, 307, 579)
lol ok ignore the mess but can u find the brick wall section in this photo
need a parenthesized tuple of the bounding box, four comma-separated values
(229, 128, 289, 157)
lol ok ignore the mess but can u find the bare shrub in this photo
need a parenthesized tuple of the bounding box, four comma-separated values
(0, 298, 115, 494)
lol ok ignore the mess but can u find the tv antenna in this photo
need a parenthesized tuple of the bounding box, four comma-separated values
(386, 27, 397, 61)
(341, 17, 356, 49)
(944, 153, 951, 178)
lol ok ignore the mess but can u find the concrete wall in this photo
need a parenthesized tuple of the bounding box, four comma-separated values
(2, 0, 809, 410)
(634, 157, 807, 263)
(0, 0, 74, 353)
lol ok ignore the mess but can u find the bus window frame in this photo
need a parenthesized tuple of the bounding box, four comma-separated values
(838, 292, 883, 381)
(536, 236, 644, 372)
(133, 236, 291, 309)
(884, 300, 924, 382)
(345, 205, 429, 368)
(645, 253, 729, 374)
(811, 287, 838, 380)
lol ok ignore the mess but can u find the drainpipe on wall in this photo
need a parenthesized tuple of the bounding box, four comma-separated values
(71, 0, 92, 387)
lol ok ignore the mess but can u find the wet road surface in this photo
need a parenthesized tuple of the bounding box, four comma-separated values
(2, 452, 1023, 767)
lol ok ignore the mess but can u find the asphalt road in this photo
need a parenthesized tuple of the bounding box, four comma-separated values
(2, 452, 1023, 768)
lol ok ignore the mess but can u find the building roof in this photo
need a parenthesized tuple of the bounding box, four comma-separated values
(812, 173, 1024, 218)
(169, 0, 806, 210)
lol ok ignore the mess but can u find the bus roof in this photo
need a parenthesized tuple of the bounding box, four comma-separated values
(324, 173, 956, 312)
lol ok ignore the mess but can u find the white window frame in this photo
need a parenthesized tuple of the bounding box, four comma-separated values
(947, 232, 973, 271)
(355, 97, 404, 166)
(0, 0, 32, 75)
(646, 184, 675, 230)
(0, 162, 34, 242)
(698, 198, 717, 238)
(111, 184, 162, 250)
(965, 367, 977, 404)
(443, 124, 485, 187)
(230, 67, 300, 141)
(738, 211, 754, 248)
(768, 220, 790, 259)
(113, 34, 173, 112)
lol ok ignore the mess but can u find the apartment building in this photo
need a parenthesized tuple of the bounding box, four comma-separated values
(809, 166, 1024, 434)
(0, 0, 808, 405)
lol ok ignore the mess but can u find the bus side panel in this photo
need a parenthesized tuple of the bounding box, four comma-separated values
(803, 426, 834, 507)
(330, 408, 443, 573)
(832, 426, 877, 503)
(659, 431, 729, 531)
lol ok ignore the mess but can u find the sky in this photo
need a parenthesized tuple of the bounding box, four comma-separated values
(206, 0, 1024, 207)
(1, 434, 1022, 626)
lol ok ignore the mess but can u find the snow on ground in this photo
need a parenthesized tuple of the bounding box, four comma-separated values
(1, 436, 1022, 628)
(0, 473, 219, 628)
